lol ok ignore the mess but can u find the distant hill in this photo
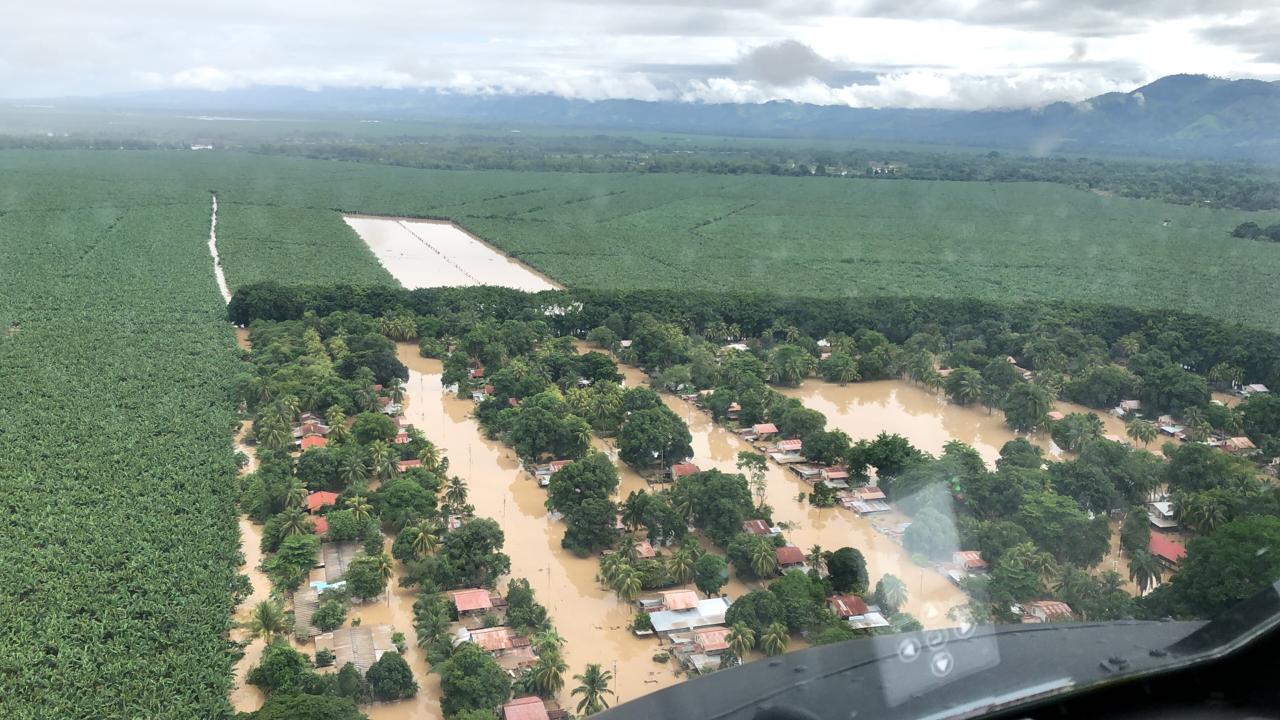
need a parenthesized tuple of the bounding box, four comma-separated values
(28, 74, 1280, 161)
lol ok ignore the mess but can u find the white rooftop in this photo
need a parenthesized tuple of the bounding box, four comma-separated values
(649, 597, 732, 634)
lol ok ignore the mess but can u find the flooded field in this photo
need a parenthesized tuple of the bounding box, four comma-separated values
(346, 216, 561, 292)
(779, 379, 1138, 467)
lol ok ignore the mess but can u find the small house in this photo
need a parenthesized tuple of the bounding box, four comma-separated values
(393, 431, 410, 444)
(828, 595, 890, 630)
(1148, 501, 1177, 529)
(819, 467, 849, 489)
(670, 462, 701, 482)
(306, 491, 340, 513)
(299, 434, 328, 450)
(397, 458, 423, 473)
(727, 402, 741, 421)
(450, 588, 495, 617)
(1243, 384, 1269, 396)
(464, 626, 529, 656)
(314, 624, 396, 673)
(741, 519, 780, 536)
(1149, 533, 1186, 569)
(693, 626, 732, 655)
(722, 343, 750, 353)
(752, 423, 779, 438)
(952, 550, 988, 573)
(1020, 600, 1074, 624)
(502, 696, 551, 720)
(1046, 411, 1065, 422)
(649, 597, 732, 636)
(775, 545, 806, 571)
(1223, 436, 1258, 455)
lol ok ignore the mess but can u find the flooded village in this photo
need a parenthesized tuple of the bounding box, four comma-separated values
(224, 216, 1275, 719)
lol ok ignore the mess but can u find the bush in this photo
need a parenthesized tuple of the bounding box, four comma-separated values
(365, 652, 418, 701)
(314, 649, 336, 668)
(312, 599, 347, 632)
(652, 652, 670, 663)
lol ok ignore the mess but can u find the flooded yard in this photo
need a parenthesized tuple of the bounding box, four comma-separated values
(778, 379, 1138, 468)
(346, 216, 561, 292)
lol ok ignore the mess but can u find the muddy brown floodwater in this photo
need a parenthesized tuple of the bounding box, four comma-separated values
(778, 379, 1142, 467)
(615, 365, 969, 629)
(346, 216, 562, 292)
(396, 345, 685, 709)
(230, 423, 272, 713)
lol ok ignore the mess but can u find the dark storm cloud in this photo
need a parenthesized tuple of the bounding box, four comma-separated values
(736, 39, 832, 86)
(1199, 15, 1280, 63)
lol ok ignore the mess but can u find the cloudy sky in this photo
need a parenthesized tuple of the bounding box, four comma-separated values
(4, 0, 1278, 109)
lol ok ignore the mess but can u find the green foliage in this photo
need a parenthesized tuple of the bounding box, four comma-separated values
(313, 598, 348, 632)
(825, 547, 869, 594)
(724, 590, 785, 639)
(246, 693, 367, 720)
(365, 652, 418, 701)
(439, 642, 512, 717)
(693, 553, 729, 597)
(1143, 516, 1280, 619)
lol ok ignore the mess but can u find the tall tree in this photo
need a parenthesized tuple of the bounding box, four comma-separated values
(572, 664, 616, 715)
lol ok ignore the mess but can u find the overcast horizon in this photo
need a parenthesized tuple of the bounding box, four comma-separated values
(4, 1, 1279, 110)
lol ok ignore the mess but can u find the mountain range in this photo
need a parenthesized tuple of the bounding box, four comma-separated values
(30, 74, 1280, 161)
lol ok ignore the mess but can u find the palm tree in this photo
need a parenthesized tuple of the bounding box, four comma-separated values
(346, 495, 373, 521)
(245, 600, 287, 642)
(612, 565, 643, 602)
(372, 551, 395, 586)
(279, 395, 301, 424)
(532, 628, 567, 656)
(279, 508, 312, 537)
(340, 452, 369, 487)
(529, 650, 568, 698)
(598, 553, 628, 588)
(1128, 550, 1163, 595)
(257, 419, 291, 452)
(283, 479, 308, 510)
(326, 407, 349, 444)
(1208, 362, 1244, 389)
(572, 664, 616, 715)
(760, 622, 788, 657)
(444, 477, 469, 509)
(387, 378, 406, 406)
(415, 610, 449, 648)
(368, 440, 396, 481)
(806, 545, 825, 574)
(666, 548, 695, 585)
(411, 521, 441, 558)
(749, 537, 778, 578)
(727, 623, 756, 661)
(1126, 419, 1158, 446)
(876, 574, 909, 615)
(1117, 334, 1141, 358)
(417, 441, 442, 473)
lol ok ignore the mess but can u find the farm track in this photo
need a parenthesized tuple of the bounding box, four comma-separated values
(206, 193, 232, 304)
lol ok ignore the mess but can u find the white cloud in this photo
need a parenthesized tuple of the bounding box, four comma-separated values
(1, 0, 1277, 108)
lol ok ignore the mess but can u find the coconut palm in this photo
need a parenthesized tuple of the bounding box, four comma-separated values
(806, 544, 825, 575)
(386, 378, 406, 406)
(279, 395, 302, 424)
(572, 664, 616, 715)
(257, 419, 291, 452)
(598, 553, 628, 587)
(1208, 362, 1244, 388)
(727, 622, 756, 660)
(532, 628, 567, 656)
(346, 495, 373, 521)
(415, 610, 449, 647)
(372, 551, 395, 586)
(444, 477, 469, 509)
(283, 479, 308, 510)
(666, 548, 695, 585)
(417, 441, 442, 473)
(529, 650, 568, 698)
(612, 565, 644, 602)
(749, 537, 778, 578)
(1128, 550, 1163, 595)
(410, 521, 441, 558)
(760, 622, 789, 657)
(279, 508, 312, 537)
(368, 440, 396, 481)
(340, 452, 368, 487)
(875, 574, 909, 615)
(1117, 334, 1141, 358)
(1126, 419, 1158, 446)
(245, 600, 287, 642)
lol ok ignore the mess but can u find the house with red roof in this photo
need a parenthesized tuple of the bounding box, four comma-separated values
(306, 491, 340, 513)
(741, 519, 779, 536)
(669, 462, 700, 482)
(502, 696, 551, 720)
(1149, 533, 1187, 569)
(1020, 600, 1074, 623)
(312, 516, 329, 536)
(397, 458, 423, 473)
(693, 626, 731, 654)
(828, 594, 890, 630)
(775, 545, 806, 571)
(450, 588, 495, 616)
(752, 423, 779, 437)
(299, 434, 327, 450)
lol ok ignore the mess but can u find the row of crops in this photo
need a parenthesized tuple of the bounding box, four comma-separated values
(0, 159, 246, 718)
(6, 150, 1280, 330)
